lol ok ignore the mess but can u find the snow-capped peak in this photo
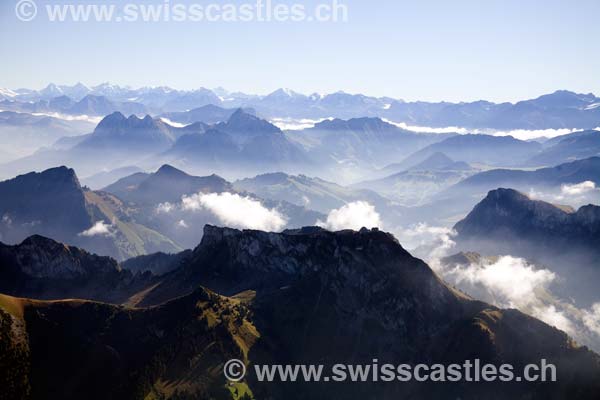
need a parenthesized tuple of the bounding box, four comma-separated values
(0, 88, 17, 98)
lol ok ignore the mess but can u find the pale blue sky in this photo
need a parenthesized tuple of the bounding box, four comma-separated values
(1, 0, 599, 102)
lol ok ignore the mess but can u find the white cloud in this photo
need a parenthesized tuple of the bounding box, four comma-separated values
(438, 255, 575, 331)
(399, 223, 600, 350)
(181, 192, 287, 231)
(528, 181, 599, 208)
(533, 305, 574, 334)
(177, 219, 189, 228)
(317, 201, 381, 231)
(583, 303, 600, 336)
(392, 223, 456, 261)
(445, 256, 555, 308)
(79, 220, 113, 237)
(156, 202, 175, 214)
(561, 181, 596, 196)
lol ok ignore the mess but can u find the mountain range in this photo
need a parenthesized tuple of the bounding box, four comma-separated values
(285, 117, 452, 170)
(3, 84, 600, 129)
(99, 164, 323, 249)
(0, 166, 181, 261)
(451, 156, 600, 193)
(0, 164, 330, 257)
(433, 156, 600, 218)
(233, 171, 402, 217)
(1, 94, 150, 117)
(1, 225, 599, 399)
(3, 110, 311, 178)
(354, 152, 478, 205)
(526, 130, 600, 166)
(396, 134, 542, 168)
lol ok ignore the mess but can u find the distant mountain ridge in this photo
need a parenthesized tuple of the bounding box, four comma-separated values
(287, 116, 452, 168)
(354, 152, 478, 205)
(0, 93, 149, 117)
(100, 164, 323, 249)
(526, 130, 600, 166)
(454, 188, 600, 258)
(233, 171, 398, 216)
(163, 109, 309, 171)
(103, 163, 232, 205)
(75, 112, 188, 152)
(398, 134, 542, 168)
(452, 156, 600, 192)
(0, 166, 180, 260)
(4, 84, 600, 129)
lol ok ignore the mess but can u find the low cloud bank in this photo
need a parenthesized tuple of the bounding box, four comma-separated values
(383, 119, 600, 140)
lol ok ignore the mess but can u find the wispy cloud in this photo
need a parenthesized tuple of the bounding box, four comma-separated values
(160, 117, 190, 128)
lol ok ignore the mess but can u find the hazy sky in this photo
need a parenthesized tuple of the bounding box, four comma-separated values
(1, 0, 599, 102)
